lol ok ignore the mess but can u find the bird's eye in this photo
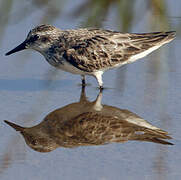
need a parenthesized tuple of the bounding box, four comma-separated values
(29, 34, 40, 42)
(41, 37, 49, 42)
(31, 139, 38, 145)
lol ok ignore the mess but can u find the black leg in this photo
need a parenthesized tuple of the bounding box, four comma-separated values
(81, 75, 86, 86)
(82, 79, 86, 86)
(99, 86, 104, 92)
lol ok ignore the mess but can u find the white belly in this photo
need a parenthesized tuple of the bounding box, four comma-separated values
(45, 55, 87, 75)
(57, 61, 86, 75)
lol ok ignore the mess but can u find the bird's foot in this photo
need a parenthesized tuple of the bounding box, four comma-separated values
(99, 86, 104, 92)
(82, 79, 86, 87)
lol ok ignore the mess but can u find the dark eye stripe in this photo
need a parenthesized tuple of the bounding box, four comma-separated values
(29, 35, 39, 42)
(41, 37, 50, 42)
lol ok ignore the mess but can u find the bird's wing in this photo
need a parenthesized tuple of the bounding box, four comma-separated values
(62, 30, 175, 72)
(62, 111, 173, 145)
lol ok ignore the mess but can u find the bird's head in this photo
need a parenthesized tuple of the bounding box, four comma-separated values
(5, 24, 61, 56)
(4, 120, 59, 152)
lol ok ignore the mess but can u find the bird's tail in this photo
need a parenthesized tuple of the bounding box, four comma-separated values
(131, 128, 173, 145)
(162, 31, 176, 43)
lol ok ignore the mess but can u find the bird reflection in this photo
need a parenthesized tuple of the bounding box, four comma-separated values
(4, 88, 173, 153)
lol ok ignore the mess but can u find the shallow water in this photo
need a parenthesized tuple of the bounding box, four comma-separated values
(0, 0, 181, 180)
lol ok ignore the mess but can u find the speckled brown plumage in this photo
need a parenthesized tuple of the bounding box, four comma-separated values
(4, 88, 173, 152)
(60, 30, 176, 72)
(5, 24, 176, 88)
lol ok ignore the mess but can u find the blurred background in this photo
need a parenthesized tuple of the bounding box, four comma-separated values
(0, 0, 181, 180)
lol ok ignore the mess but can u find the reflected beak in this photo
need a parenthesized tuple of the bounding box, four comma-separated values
(4, 120, 24, 132)
(5, 40, 27, 56)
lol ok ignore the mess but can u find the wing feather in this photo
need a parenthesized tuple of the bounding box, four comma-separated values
(62, 29, 175, 72)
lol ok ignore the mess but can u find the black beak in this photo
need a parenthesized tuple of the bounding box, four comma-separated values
(5, 40, 27, 56)
(4, 120, 24, 132)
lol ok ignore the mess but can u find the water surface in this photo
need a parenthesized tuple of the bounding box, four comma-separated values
(0, 0, 181, 180)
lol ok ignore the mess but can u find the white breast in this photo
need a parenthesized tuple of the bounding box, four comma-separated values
(58, 60, 86, 75)
(44, 54, 86, 75)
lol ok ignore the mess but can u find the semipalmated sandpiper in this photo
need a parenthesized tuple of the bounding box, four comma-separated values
(6, 24, 176, 89)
